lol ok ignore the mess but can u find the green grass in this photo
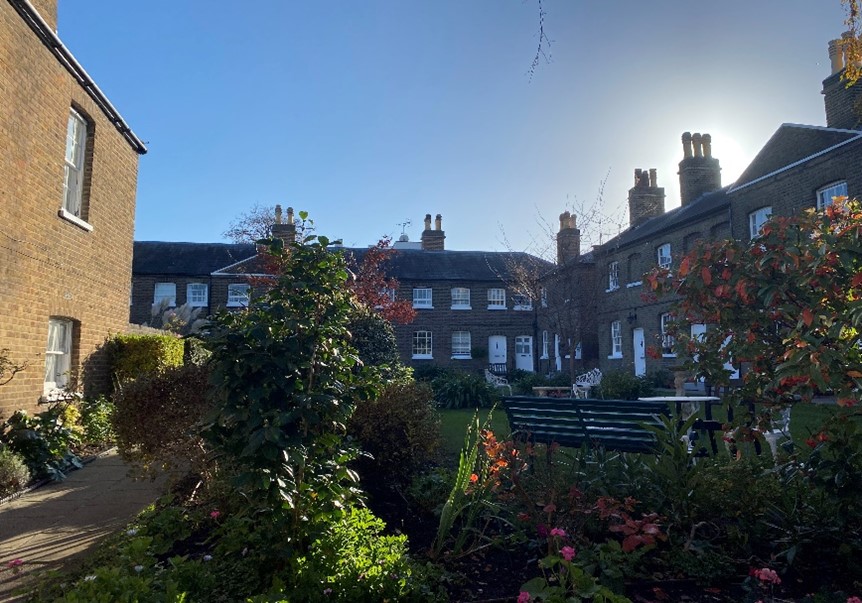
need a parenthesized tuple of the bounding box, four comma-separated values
(438, 407, 510, 459)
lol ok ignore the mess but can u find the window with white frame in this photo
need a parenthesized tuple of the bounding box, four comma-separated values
(608, 261, 620, 291)
(512, 293, 532, 311)
(610, 321, 622, 358)
(748, 206, 772, 238)
(186, 283, 208, 307)
(657, 243, 672, 269)
(153, 282, 176, 307)
(227, 283, 250, 307)
(817, 181, 848, 209)
(540, 288, 548, 308)
(487, 288, 506, 310)
(62, 109, 89, 221)
(44, 318, 73, 394)
(413, 287, 433, 309)
(412, 331, 433, 359)
(661, 313, 676, 356)
(450, 287, 471, 309)
(541, 331, 549, 359)
(451, 331, 471, 358)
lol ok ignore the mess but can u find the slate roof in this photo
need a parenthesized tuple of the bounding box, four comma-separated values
(601, 188, 730, 252)
(346, 248, 556, 282)
(133, 242, 257, 276)
(731, 124, 862, 190)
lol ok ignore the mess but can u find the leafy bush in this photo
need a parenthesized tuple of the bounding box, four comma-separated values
(79, 395, 115, 446)
(510, 371, 573, 395)
(0, 447, 31, 496)
(292, 507, 442, 602)
(349, 382, 442, 487)
(413, 364, 453, 383)
(183, 336, 211, 366)
(597, 370, 653, 400)
(348, 306, 399, 367)
(432, 371, 496, 408)
(112, 364, 211, 475)
(108, 333, 184, 383)
(0, 400, 83, 480)
(407, 467, 454, 516)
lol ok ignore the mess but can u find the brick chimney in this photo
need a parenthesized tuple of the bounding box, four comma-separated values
(822, 34, 862, 130)
(556, 211, 580, 264)
(628, 168, 666, 227)
(420, 213, 445, 250)
(678, 132, 721, 206)
(271, 204, 296, 242)
(29, 0, 57, 31)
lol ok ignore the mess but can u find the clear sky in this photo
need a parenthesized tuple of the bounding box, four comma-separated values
(57, 0, 848, 259)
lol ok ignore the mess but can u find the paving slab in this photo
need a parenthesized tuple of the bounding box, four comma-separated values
(0, 449, 166, 602)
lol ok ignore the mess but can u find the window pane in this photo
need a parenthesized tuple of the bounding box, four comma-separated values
(45, 318, 72, 392)
(154, 282, 177, 306)
(227, 283, 250, 307)
(413, 288, 432, 308)
(817, 182, 848, 209)
(451, 288, 470, 307)
(488, 288, 506, 308)
(657, 244, 671, 269)
(608, 261, 619, 290)
(452, 331, 471, 356)
(187, 283, 208, 307)
(412, 331, 433, 357)
(63, 110, 87, 216)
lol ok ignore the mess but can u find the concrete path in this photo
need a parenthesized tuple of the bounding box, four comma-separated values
(0, 450, 166, 602)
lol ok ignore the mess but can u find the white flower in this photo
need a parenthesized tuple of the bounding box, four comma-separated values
(203, 555, 212, 562)
(134, 565, 144, 573)
(126, 529, 138, 536)
(83, 575, 97, 582)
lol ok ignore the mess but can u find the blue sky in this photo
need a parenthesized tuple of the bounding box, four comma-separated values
(58, 1, 848, 258)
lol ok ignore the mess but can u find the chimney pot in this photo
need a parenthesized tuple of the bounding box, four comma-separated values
(702, 134, 712, 158)
(424, 214, 432, 230)
(682, 132, 693, 158)
(829, 38, 844, 74)
(634, 169, 642, 187)
(435, 214, 442, 230)
(286, 207, 294, 225)
(692, 133, 703, 157)
(275, 204, 282, 224)
(649, 168, 657, 188)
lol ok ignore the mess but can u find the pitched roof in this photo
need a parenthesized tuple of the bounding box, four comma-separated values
(350, 249, 556, 282)
(133, 242, 257, 276)
(730, 124, 862, 191)
(601, 188, 729, 252)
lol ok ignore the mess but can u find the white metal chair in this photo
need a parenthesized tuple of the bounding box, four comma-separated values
(572, 368, 602, 399)
(763, 406, 792, 458)
(485, 369, 512, 395)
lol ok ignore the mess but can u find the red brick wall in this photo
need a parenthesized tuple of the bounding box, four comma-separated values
(0, 4, 140, 415)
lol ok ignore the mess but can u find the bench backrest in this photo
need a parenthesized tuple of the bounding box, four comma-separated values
(502, 396, 669, 454)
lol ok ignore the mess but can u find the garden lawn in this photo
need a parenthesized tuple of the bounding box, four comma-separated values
(438, 407, 509, 459)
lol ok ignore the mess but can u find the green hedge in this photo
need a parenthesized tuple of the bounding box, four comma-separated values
(108, 333, 184, 383)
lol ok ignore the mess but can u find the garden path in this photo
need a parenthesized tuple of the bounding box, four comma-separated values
(0, 449, 166, 602)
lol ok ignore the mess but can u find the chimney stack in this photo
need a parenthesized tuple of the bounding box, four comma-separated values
(421, 213, 445, 250)
(822, 34, 862, 130)
(271, 204, 297, 242)
(628, 168, 666, 227)
(556, 211, 581, 264)
(678, 132, 721, 206)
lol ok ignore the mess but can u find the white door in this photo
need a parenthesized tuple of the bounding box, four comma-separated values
(554, 334, 561, 372)
(489, 336, 507, 365)
(515, 336, 534, 372)
(632, 328, 646, 376)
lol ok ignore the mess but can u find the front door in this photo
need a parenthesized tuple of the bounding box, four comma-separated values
(489, 336, 507, 366)
(632, 328, 646, 376)
(515, 335, 534, 372)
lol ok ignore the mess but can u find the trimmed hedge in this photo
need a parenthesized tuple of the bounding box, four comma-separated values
(108, 333, 184, 383)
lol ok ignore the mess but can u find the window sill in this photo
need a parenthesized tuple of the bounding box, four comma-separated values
(626, 281, 643, 288)
(58, 208, 93, 232)
(226, 302, 248, 308)
(450, 305, 472, 310)
(487, 306, 506, 311)
(662, 353, 677, 358)
(605, 287, 619, 293)
(413, 305, 434, 310)
(513, 306, 533, 311)
(412, 354, 433, 360)
(451, 355, 471, 360)
(607, 354, 623, 359)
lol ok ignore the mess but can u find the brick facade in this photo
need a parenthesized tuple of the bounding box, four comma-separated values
(1, 0, 144, 415)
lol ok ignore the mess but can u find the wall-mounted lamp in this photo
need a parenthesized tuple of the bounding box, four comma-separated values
(626, 310, 637, 325)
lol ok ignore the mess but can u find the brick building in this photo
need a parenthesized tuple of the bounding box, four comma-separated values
(0, 0, 146, 414)
(592, 36, 862, 379)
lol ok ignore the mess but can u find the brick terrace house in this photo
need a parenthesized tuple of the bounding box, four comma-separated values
(592, 36, 862, 380)
(130, 211, 597, 375)
(1, 0, 146, 414)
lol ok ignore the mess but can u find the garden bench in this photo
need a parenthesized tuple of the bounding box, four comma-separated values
(485, 369, 512, 395)
(502, 396, 671, 454)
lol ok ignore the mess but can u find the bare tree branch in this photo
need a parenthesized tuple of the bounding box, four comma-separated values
(528, 0, 552, 81)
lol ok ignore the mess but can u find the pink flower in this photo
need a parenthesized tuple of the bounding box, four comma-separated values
(517, 592, 531, 603)
(210, 510, 221, 519)
(753, 567, 781, 585)
(549, 528, 566, 538)
(560, 546, 576, 561)
(847, 597, 862, 603)
(6, 559, 23, 568)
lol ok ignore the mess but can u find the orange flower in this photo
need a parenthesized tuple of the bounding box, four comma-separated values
(469, 473, 478, 483)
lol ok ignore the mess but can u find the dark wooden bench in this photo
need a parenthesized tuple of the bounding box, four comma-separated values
(502, 396, 671, 454)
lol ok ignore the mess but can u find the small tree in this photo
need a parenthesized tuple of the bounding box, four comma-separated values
(221, 203, 277, 243)
(646, 198, 862, 409)
(0, 349, 26, 387)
